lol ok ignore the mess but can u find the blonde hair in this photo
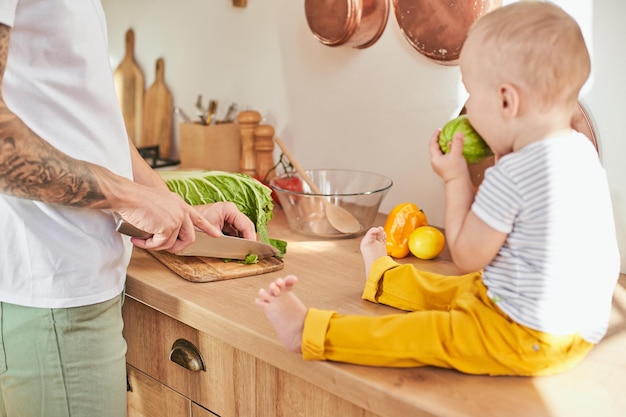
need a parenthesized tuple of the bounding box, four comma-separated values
(466, 1, 590, 108)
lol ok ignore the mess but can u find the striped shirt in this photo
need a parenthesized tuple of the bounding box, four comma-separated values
(472, 131, 620, 343)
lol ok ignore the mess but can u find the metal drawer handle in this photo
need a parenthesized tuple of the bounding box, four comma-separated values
(169, 338, 205, 372)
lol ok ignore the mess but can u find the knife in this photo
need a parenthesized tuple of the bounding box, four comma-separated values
(115, 218, 279, 260)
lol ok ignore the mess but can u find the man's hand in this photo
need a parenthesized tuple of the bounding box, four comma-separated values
(195, 202, 256, 240)
(119, 198, 257, 254)
(114, 185, 198, 253)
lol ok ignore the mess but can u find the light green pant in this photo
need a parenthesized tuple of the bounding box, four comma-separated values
(0, 294, 127, 417)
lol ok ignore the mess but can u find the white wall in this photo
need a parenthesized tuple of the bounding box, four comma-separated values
(102, 0, 625, 272)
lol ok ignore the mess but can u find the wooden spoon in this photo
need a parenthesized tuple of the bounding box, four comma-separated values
(274, 137, 361, 234)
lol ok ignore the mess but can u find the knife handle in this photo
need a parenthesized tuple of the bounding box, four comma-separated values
(115, 218, 153, 239)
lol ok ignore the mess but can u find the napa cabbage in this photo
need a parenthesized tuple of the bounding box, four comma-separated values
(159, 170, 286, 257)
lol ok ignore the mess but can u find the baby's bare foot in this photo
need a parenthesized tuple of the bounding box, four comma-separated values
(360, 226, 387, 277)
(255, 275, 306, 353)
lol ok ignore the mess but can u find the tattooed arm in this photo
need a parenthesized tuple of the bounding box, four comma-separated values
(0, 24, 224, 252)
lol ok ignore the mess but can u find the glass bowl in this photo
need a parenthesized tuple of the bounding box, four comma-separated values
(269, 169, 393, 238)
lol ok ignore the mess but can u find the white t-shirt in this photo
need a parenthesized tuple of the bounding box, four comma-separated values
(472, 131, 620, 343)
(0, 0, 133, 308)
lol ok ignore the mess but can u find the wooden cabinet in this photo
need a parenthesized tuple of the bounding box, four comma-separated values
(123, 296, 379, 417)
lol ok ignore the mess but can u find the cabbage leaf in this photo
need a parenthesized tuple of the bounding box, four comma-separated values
(159, 170, 286, 257)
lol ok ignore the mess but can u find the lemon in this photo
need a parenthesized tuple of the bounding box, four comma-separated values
(408, 226, 445, 260)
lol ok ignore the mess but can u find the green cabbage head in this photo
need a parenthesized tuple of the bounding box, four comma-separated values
(438, 115, 493, 164)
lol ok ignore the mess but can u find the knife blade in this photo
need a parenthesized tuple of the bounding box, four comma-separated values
(115, 218, 279, 260)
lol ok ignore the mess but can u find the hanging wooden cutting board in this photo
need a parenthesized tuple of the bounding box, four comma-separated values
(143, 57, 173, 159)
(147, 250, 284, 283)
(113, 29, 144, 146)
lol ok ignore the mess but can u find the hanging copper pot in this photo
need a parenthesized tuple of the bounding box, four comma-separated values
(305, 0, 390, 49)
(393, 0, 501, 65)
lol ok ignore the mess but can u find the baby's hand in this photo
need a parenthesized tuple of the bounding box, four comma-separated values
(429, 129, 469, 183)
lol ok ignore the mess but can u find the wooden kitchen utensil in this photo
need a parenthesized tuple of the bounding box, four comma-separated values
(254, 124, 276, 181)
(273, 137, 361, 234)
(113, 29, 144, 146)
(237, 110, 262, 177)
(143, 58, 173, 158)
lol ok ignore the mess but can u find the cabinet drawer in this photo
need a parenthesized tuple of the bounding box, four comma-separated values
(127, 365, 191, 417)
(123, 297, 254, 416)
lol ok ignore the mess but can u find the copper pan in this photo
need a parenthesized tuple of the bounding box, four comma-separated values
(393, 0, 501, 65)
(305, 0, 390, 49)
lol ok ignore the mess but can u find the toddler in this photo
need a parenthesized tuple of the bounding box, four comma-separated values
(256, 1, 620, 376)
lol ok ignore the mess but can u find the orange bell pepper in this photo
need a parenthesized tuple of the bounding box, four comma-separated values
(383, 202, 428, 258)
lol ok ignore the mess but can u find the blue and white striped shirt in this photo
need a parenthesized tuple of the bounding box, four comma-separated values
(472, 131, 620, 343)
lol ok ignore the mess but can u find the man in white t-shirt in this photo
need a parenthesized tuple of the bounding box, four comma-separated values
(0, 1, 255, 416)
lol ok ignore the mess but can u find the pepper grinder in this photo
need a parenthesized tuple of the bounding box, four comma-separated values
(254, 124, 276, 182)
(237, 110, 262, 177)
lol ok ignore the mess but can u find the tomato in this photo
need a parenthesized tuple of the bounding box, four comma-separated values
(408, 226, 445, 260)
(255, 175, 303, 208)
(270, 175, 303, 207)
(271, 175, 304, 193)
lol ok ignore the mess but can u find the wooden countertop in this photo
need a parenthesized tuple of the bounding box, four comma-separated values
(125, 209, 626, 417)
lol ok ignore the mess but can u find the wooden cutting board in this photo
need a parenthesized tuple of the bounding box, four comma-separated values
(147, 250, 284, 282)
(142, 57, 173, 159)
(113, 29, 144, 146)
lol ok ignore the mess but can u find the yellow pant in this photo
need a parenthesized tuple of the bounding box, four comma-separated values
(302, 256, 593, 376)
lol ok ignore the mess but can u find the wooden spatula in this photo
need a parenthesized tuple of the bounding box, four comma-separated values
(142, 58, 173, 159)
(113, 29, 144, 147)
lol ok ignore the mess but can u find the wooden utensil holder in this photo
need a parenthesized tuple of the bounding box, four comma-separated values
(179, 123, 241, 172)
